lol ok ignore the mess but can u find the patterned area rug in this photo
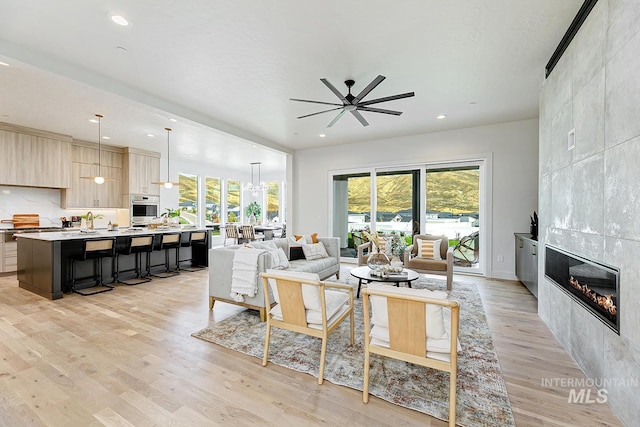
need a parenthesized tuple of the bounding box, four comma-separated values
(192, 277, 515, 426)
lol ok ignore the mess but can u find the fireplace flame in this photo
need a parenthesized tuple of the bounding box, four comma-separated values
(569, 276, 617, 316)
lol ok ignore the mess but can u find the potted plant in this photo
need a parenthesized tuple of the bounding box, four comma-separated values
(245, 201, 261, 224)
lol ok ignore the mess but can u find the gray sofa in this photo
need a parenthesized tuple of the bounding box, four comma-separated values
(208, 237, 340, 321)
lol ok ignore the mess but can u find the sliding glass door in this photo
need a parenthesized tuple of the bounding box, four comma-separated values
(425, 164, 481, 273)
(331, 159, 486, 275)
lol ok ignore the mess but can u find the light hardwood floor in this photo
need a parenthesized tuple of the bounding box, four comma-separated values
(0, 267, 623, 426)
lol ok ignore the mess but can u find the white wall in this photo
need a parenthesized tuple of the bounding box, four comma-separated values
(292, 118, 539, 279)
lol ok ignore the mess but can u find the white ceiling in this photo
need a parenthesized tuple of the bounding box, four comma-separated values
(0, 1, 583, 175)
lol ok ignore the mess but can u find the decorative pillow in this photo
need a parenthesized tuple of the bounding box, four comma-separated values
(289, 246, 306, 260)
(269, 247, 290, 269)
(367, 283, 448, 339)
(261, 240, 278, 251)
(301, 242, 329, 260)
(417, 238, 442, 260)
(293, 233, 318, 244)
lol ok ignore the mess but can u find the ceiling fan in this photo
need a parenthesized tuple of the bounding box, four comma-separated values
(290, 75, 414, 127)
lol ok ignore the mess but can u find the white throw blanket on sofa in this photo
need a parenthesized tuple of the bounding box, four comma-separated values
(230, 248, 265, 302)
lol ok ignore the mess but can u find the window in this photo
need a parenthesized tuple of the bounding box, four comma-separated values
(266, 180, 280, 221)
(205, 176, 221, 234)
(178, 173, 198, 225)
(227, 179, 241, 223)
(332, 173, 371, 259)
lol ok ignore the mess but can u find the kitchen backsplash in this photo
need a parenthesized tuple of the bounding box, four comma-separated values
(0, 185, 129, 228)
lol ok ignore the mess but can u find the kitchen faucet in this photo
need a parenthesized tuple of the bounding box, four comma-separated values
(86, 211, 94, 230)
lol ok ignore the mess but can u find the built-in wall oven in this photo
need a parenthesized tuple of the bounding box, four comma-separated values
(130, 194, 160, 226)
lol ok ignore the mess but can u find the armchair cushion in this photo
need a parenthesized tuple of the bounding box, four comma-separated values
(269, 288, 350, 328)
(266, 269, 321, 308)
(367, 283, 448, 339)
(416, 238, 442, 260)
(406, 257, 448, 271)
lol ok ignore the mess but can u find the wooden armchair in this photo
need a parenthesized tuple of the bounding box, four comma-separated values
(260, 270, 354, 384)
(404, 234, 454, 290)
(362, 284, 460, 426)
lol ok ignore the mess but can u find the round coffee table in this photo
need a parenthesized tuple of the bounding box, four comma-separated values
(350, 266, 419, 298)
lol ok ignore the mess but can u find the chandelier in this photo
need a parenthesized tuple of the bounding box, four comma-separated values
(244, 162, 269, 198)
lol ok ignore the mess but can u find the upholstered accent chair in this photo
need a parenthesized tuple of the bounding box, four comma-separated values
(404, 234, 454, 290)
(362, 284, 460, 426)
(260, 270, 354, 384)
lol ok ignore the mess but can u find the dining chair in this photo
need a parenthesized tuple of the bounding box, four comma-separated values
(241, 225, 264, 243)
(224, 224, 240, 246)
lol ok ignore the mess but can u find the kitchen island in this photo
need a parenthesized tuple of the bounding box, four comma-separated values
(17, 227, 210, 299)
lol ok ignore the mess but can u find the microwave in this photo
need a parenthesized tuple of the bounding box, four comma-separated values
(130, 195, 160, 225)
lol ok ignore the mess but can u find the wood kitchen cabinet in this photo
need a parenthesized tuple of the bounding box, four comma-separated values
(123, 148, 161, 196)
(0, 124, 72, 188)
(61, 141, 124, 208)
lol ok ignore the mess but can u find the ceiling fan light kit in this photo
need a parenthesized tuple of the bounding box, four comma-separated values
(151, 127, 180, 188)
(291, 74, 414, 127)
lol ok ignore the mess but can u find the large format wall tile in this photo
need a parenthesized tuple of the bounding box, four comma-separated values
(550, 101, 574, 172)
(544, 43, 574, 121)
(605, 29, 640, 148)
(604, 136, 640, 240)
(547, 281, 572, 345)
(570, 302, 605, 381)
(573, 70, 605, 163)
(571, 154, 604, 235)
(570, 230, 605, 262)
(573, 0, 605, 91)
(604, 330, 640, 425)
(539, 174, 552, 229)
(607, 0, 640, 62)
(604, 236, 640, 345)
(550, 167, 573, 229)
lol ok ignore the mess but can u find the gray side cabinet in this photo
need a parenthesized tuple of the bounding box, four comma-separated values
(515, 233, 538, 298)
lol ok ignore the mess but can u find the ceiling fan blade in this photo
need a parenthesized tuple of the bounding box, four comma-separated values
(353, 75, 385, 104)
(357, 106, 403, 116)
(320, 78, 348, 103)
(358, 91, 415, 106)
(290, 98, 343, 107)
(297, 107, 343, 119)
(327, 109, 347, 127)
(350, 110, 370, 127)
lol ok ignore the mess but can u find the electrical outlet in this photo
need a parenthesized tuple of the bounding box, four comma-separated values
(497, 255, 504, 263)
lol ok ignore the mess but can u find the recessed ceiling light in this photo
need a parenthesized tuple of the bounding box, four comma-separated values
(110, 14, 129, 26)
(168, 118, 178, 122)
(146, 133, 155, 137)
(0, 61, 9, 67)
(88, 118, 99, 123)
(102, 136, 111, 140)
(319, 134, 326, 138)
(436, 114, 447, 120)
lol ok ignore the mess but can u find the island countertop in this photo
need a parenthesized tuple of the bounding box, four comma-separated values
(16, 227, 204, 241)
(16, 227, 210, 300)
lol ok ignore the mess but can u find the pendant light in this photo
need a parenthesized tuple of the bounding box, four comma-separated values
(244, 162, 270, 198)
(152, 127, 180, 188)
(81, 113, 114, 184)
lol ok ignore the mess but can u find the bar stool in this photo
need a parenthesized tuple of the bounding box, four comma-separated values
(150, 233, 181, 278)
(116, 235, 154, 285)
(179, 231, 207, 271)
(71, 237, 116, 296)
